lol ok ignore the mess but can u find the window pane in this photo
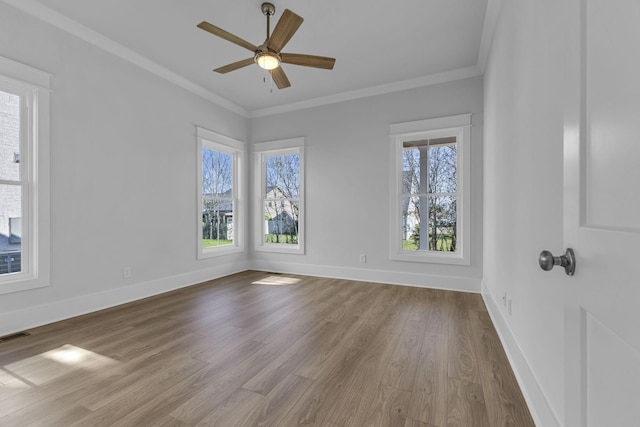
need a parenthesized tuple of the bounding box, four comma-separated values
(0, 90, 20, 181)
(402, 147, 421, 194)
(265, 154, 300, 198)
(401, 195, 457, 253)
(0, 184, 22, 274)
(201, 147, 234, 248)
(427, 195, 457, 252)
(402, 196, 422, 250)
(264, 199, 299, 245)
(264, 153, 300, 246)
(429, 144, 457, 193)
(202, 148, 232, 196)
(202, 198, 233, 247)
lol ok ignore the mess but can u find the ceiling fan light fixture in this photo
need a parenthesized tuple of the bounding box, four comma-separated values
(255, 52, 281, 70)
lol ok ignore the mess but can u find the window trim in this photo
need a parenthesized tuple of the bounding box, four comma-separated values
(254, 137, 305, 255)
(196, 127, 245, 259)
(0, 56, 51, 294)
(389, 114, 471, 265)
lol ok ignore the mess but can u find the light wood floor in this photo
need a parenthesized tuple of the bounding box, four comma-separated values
(0, 271, 535, 426)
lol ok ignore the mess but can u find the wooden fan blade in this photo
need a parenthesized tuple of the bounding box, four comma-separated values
(280, 53, 336, 70)
(214, 57, 255, 74)
(267, 9, 303, 53)
(197, 21, 258, 52)
(270, 67, 291, 89)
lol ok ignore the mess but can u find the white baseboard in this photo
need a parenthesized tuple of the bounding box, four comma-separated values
(481, 280, 562, 427)
(0, 261, 251, 337)
(252, 260, 481, 293)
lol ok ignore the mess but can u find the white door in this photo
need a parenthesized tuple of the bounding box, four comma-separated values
(562, 0, 640, 425)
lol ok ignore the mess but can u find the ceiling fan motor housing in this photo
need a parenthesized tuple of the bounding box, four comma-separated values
(261, 3, 276, 16)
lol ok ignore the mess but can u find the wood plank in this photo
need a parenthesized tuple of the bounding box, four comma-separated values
(479, 360, 536, 426)
(0, 401, 91, 426)
(404, 418, 439, 427)
(447, 293, 482, 384)
(243, 320, 345, 396)
(270, 344, 363, 426)
(381, 331, 424, 391)
(326, 332, 399, 426)
(69, 355, 208, 425)
(235, 374, 313, 427)
(168, 332, 304, 425)
(446, 378, 490, 427)
(194, 388, 264, 426)
(360, 384, 412, 427)
(424, 288, 451, 335)
(469, 309, 510, 365)
(407, 333, 448, 426)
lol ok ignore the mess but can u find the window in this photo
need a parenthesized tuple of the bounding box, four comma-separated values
(0, 56, 51, 294)
(390, 114, 470, 265)
(255, 138, 304, 254)
(196, 127, 245, 259)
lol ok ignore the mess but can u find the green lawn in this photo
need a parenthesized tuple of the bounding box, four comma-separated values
(202, 239, 232, 248)
(264, 234, 298, 244)
(403, 240, 419, 250)
(403, 233, 454, 252)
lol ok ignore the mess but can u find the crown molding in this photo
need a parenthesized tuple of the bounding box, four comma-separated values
(249, 66, 483, 118)
(477, 0, 505, 72)
(2, 0, 250, 117)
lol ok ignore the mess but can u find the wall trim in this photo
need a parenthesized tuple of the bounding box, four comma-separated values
(250, 66, 482, 118)
(252, 260, 481, 293)
(0, 261, 251, 337)
(2, 0, 249, 118)
(477, 0, 505, 72)
(481, 280, 562, 427)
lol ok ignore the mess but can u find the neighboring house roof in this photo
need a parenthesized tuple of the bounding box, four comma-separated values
(202, 189, 233, 212)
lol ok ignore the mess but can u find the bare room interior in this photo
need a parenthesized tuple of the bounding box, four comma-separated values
(0, 0, 638, 426)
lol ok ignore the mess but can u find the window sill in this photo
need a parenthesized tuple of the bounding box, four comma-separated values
(391, 250, 470, 266)
(0, 273, 50, 295)
(255, 244, 304, 255)
(198, 245, 243, 260)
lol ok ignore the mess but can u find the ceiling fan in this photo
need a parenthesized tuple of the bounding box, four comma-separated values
(197, 2, 336, 89)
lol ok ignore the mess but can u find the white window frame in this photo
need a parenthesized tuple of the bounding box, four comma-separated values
(254, 137, 305, 255)
(0, 56, 51, 294)
(196, 127, 245, 259)
(389, 114, 471, 265)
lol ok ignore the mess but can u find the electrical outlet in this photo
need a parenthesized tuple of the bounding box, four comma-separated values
(359, 254, 367, 263)
(123, 266, 132, 278)
(508, 298, 513, 315)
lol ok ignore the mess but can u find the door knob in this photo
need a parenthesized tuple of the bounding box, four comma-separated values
(539, 248, 576, 276)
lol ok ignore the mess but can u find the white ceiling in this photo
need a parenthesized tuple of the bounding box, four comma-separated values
(9, 0, 489, 116)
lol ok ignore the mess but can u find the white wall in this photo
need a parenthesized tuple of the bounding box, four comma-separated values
(0, 3, 250, 335)
(250, 76, 483, 292)
(483, 1, 565, 426)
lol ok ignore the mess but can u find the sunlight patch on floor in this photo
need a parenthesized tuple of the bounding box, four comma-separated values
(0, 368, 31, 390)
(252, 275, 301, 286)
(2, 344, 118, 387)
